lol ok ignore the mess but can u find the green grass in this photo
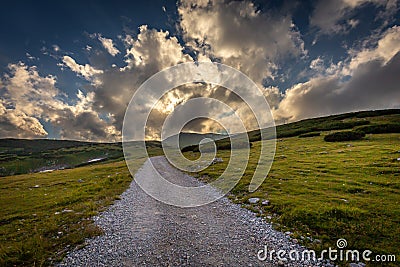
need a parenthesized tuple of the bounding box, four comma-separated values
(0, 140, 162, 177)
(2, 109, 399, 266)
(0, 144, 121, 176)
(182, 109, 400, 152)
(186, 133, 400, 266)
(298, 131, 321, 138)
(0, 158, 149, 266)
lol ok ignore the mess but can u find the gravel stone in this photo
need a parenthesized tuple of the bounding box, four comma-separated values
(248, 198, 260, 204)
(59, 156, 332, 267)
(261, 200, 270, 205)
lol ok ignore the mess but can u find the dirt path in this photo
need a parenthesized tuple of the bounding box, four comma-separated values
(59, 156, 329, 267)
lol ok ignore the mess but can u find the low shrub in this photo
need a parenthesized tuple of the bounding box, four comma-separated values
(181, 139, 251, 152)
(299, 132, 321, 138)
(355, 109, 400, 118)
(356, 123, 400, 134)
(324, 131, 365, 142)
(313, 120, 370, 131)
(277, 128, 310, 138)
(277, 120, 370, 139)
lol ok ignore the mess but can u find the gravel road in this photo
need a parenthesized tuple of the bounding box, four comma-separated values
(59, 156, 332, 267)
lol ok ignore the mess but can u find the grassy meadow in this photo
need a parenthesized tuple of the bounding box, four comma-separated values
(1, 109, 399, 266)
(0, 140, 123, 177)
(0, 139, 163, 177)
(0, 145, 163, 266)
(185, 132, 400, 266)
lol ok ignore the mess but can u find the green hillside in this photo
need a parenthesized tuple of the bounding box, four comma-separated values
(182, 109, 400, 152)
(163, 132, 227, 149)
(182, 109, 400, 266)
(1, 109, 399, 266)
(0, 140, 163, 177)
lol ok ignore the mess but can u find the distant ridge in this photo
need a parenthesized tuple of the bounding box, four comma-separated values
(163, 132, 227, 149)
(182, 108, 400, 151)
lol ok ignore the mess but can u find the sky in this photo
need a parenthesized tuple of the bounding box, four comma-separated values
(0, 0, 399, 141)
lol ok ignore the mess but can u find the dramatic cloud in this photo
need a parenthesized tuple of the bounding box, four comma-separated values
(309, 57, 325, 72)
(122, 25, 192, 70)
(263, 86, 283, 110)
(79, 25, 195, 140)
(347, 25, 400, 72)
(276, 26, 400, 121)
(0, 0, 398, 141)
(0, 99, 48, 138)
(310, 0, 398, 34)
(98, 35, 120, 56)
(61, 56, 103, 84)
(178, 0, 306, 86)
(0, 62, 119, 140)
(277, 55, 400, 121)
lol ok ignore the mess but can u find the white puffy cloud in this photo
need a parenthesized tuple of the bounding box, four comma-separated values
(0, 99, 48, 138)
(318, 25, 400, 77)
(0, 62, 62, 137)
(347, 25, 400, 71)
(0, 1, 307, 141)
(178, 0, 306, 86)
(310, 57, 325, 71)
(97, 35, 120, 56)
(70, 25, 197, 140)
(0, 62, 119, 140)
(61, 56, 103, 84)
(2, 0, 398, 141)
(2, 62, 63, 120)
(122, 25, 193, 70)
(277, 56, 400, 122)
(263, 86, 283, 110)
(276, 26, 400, 122)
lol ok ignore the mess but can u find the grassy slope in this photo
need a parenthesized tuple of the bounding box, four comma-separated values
(0, 143, 123, 176)
(190, 109, 400, 150)
(1, 109, 399, 266)
(0, 156, 158, 266)
(0, 139, 93, 153)
(187, 132, 400, 265)
(176, 132, 226, 148)
(0, 140, 162, 177)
